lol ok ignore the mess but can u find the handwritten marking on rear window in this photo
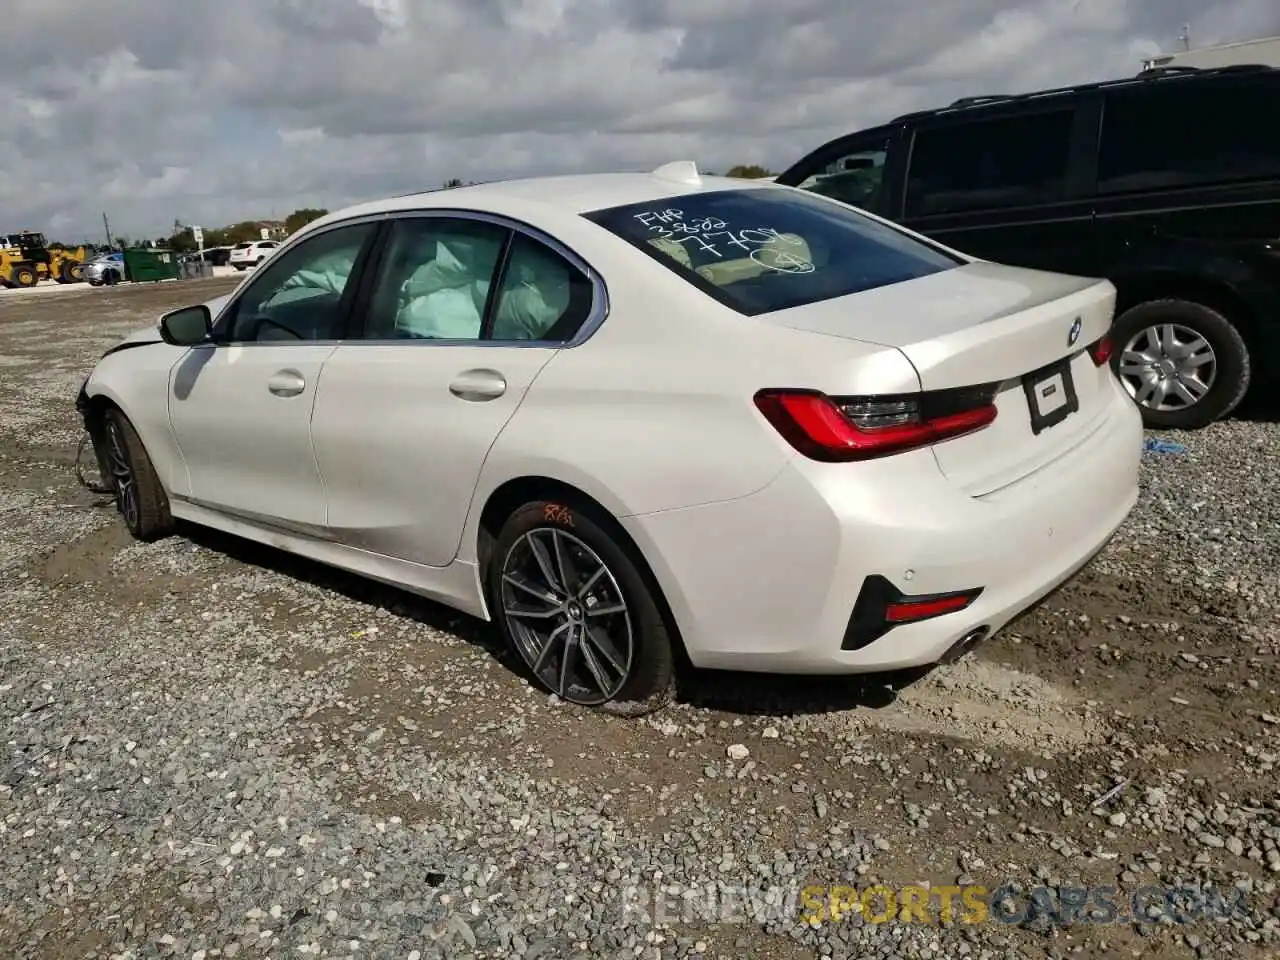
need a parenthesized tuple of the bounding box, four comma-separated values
(750, 245, 815, 274)
(631, 208, 807, 271)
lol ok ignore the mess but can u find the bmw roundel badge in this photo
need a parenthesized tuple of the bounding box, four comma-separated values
(1068, 317, 1082, 346)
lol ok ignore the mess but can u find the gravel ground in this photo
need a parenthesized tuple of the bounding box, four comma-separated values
(1, 280, 1278, 960)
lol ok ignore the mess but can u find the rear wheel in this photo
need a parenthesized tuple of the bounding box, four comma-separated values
(12, 264, 37, 287)
(101, 408, 174, 541)
(1110, 298, 1250, 430)
(488, 499, 674, 710)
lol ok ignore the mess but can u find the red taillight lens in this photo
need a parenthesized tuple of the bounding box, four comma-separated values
(1088, 335, 1114, 366)
(885, 592, 978, 623)
(753, 386, 998, 462)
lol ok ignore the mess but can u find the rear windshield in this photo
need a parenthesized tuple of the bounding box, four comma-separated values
(584, 187, 961, 316)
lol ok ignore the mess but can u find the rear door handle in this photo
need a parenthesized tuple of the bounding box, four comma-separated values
(449, 368, 506, 402)
(267, 369, 306, 397)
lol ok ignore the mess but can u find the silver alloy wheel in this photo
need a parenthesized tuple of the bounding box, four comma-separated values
(104, 420, 139, 530)
(1117, 323, 1217, 412)
(499, 527, 633, 705)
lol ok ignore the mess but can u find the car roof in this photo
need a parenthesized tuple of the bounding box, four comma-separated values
(890, 63, 1277, 124)
(311, 164, 778, 228)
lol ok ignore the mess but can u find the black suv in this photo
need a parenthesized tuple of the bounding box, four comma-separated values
(775, 64, 1280, 429)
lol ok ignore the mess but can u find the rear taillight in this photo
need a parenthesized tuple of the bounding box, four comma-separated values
(1088, 335, 1114, 366)
(753, 385, 999, 462)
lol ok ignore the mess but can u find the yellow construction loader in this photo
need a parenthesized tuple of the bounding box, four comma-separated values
(0, 232, 87, 287)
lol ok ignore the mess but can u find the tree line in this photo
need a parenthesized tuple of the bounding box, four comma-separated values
(162, 208, 330, 252)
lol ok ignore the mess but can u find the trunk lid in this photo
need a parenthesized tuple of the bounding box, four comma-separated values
(763, 261, 1119, 496)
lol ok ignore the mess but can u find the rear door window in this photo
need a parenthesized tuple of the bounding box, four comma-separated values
(1097, 76, 1280, 193)
(904, 109, 1076, 217)
(585, 187, 961, 317)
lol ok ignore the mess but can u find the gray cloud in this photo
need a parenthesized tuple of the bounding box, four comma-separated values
(2, 0, 1277, 241)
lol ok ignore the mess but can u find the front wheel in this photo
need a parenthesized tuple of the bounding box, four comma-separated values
(488, 500, 674, 710)
(101, 409, 174, 541)
(1109, 298, 1251, 430)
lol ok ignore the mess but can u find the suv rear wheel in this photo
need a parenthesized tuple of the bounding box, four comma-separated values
(1110, 299, 1251, 430)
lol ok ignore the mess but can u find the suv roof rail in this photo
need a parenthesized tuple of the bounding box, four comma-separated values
(892, 62, 1279, 122)
(949, 94, 1015, 107)
(1138, 65, 1203, 77)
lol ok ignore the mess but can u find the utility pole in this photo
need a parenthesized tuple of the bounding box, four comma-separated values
(102, 212, 113, 250)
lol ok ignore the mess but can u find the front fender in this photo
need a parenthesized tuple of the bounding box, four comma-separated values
(81, 343, 192, 498)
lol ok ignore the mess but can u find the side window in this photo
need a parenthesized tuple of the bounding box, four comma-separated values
(489, 234, 594, 342)
(904, 110, 1075, 217)
(1098, 79, 1280, 194)
(794, 143, 890, 212)
(360, 218, 508, 341)
(224, 223, 374, 343)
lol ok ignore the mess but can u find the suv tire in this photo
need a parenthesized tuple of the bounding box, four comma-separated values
(1109, 298, 1251, 430)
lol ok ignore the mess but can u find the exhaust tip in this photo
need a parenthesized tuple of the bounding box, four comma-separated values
(941, 626, 990, 664)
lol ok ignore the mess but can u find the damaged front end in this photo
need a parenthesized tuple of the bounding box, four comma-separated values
(75, 377, 114, 495)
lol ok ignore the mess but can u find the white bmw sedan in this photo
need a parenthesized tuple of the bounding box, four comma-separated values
(77, 162, 1143, 709)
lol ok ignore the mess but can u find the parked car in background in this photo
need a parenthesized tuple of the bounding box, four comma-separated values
(189, 246, 232, 267)
(83, 252, 125, 286)
(775, 64, 1280, 429)
(229, 240, 281, 270)
(76, 164, 1141, 711)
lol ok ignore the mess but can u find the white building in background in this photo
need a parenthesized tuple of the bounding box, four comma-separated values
(1141, 34, 1280, 71)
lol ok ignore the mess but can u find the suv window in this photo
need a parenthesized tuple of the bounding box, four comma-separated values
(904, 109, 1076, 217)
(223, 223, 375, 342)
(585, 187, 961, 317)
(1098, 78, 1280, 193)
(794, 143, 890, 212)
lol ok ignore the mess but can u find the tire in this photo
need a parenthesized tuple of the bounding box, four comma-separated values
(103, 269, 119, 286)
(488, 499, 674, 710)
(1109, 298, 1251, 430)
(234, 264, 247, 271)
(65, 261, 84, 283)
(101, 408, 174, 542)
(12, 264, 37, 287)
(87, 278, 103, 287)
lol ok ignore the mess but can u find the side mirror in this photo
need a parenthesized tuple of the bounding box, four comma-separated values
(159, 305, 212, 346)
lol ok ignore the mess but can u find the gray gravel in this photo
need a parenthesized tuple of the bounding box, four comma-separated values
(1, 281, 1278, 959)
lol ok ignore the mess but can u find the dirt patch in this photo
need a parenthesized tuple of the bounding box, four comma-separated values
(802, 658, 1109, 756)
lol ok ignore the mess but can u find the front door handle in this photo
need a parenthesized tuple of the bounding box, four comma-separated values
(267, 369, 306, 397)
(449, 368, 506, 402)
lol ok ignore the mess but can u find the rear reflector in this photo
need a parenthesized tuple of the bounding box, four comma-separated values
(1088, 335, 1114, 366)
(844, 575, 985, 651)
(754, 385, 998, 462)
(885, 593, 978, 623)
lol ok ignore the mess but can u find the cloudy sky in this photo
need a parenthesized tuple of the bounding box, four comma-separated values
(3, 0, 1278, 242)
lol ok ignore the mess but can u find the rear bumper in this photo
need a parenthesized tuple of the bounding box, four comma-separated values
(624, 378, 1143, 674)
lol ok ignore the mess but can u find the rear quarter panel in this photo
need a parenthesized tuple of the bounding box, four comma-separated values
(461, 230, 925, 555)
